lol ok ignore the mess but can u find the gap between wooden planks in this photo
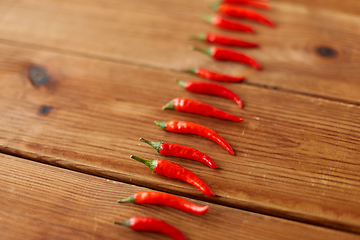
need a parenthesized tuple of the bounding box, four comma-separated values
(1, 153, 359, 240)
(0, 0, 359, 104)
(0, 42, 360, 234)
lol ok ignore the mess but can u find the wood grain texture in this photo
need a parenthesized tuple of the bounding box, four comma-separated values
(1, 153, 359, 240)
(0, 43, 359, 233)
(277, 0, 360, 15)
(0, 0, 359, 103)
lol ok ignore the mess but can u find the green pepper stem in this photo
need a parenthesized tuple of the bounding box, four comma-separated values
(117, 195, 135, 203)
(185, 68, 198, 74)
(114, 220, 130, 227)
(154, 121, 167, 130)
(130, 155, 157, 172)
(139, 138, 162, 153)
(198, 14, 214, 24)
(175, 79, 186, 89)
(210, 1, 220, 11)
(188, 33, 206, 41)
(162, 99, 175, 110)
(191, 46, 212, 57)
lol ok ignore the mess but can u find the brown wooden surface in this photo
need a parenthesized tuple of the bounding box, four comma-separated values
(0, 0, 360, 239)
(3, 153, 360, 240)
(0, 0, 359, 104)
(1, 42, 360, 233)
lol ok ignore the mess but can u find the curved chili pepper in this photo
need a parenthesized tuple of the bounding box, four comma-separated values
(115, 216, 187, 240)
(223, 0, 271, 10)
(187, 67, 245, 82)
(118, 191, 209, 215)
(155, 120, 235, 155)
(190, 33, 258, 48)
(200, 14, 253, 33)
(176, 80, 243, 109)
(140, 138, 218, 169)
(163, 97, 243, 122)
(212, 3, 274, 27)
(130, 155, 216, 197)
(192, 46, 261, 70)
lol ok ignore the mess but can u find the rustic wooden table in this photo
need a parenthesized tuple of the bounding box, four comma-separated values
(1, 0, 360, 239)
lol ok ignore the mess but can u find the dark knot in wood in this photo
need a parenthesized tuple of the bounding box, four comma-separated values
(39, 105, 52, 115)
(316, 46, 338, 58)
(28, 66, 49, 86)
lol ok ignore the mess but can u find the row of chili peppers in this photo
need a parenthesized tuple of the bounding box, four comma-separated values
(190, 0, 275, 74)
(115, 0, 274, 239)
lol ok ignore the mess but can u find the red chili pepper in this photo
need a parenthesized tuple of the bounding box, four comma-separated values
(163, 97, 243, 122)
(200, 14, 253, 33)
(115, 216, 187, 240)
(212, 3, 275, 27)
(130, 155, 216, 197)
(140, 138, 218, 169)
(118, 191, 209, 215)
(155, 120, 235, 155)
(190, 33, 258, 48)
(176, 80, 243, 109)
(192, 46, 261, 70)
(223, 0, 271, 10)
(187, 67, 245, 82)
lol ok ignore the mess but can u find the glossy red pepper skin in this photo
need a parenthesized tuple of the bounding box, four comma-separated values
(130, 155, 216, 197)
(223, 0, 271, 10)
(187, 67, 245, 82)
(201, 14, 253, 33)
(177, 80, 243, 109)
(140, 138, 218, 169)
(155, 120, 235, 155)
(118, 191, 209, 215)
(163, 97, 243, 122)
(214, 3, 274, 27)
(115, 216, 187, 240)
(191, 33, 258, 48)
(193, 46, 261, 70)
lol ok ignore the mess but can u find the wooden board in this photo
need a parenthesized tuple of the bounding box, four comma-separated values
(1, 0, 360, 237)
(1, 153, 359, 240)
(277, 0, 360, 15)
(0, 0, 359, 104)
(0, 42, 360, 234)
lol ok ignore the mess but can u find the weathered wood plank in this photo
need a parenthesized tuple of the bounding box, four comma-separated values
(277, 0, 360, 15)
(0, 43, 359, 233)
(1, 154, 359, 240)
(0, 0, 359, 103)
